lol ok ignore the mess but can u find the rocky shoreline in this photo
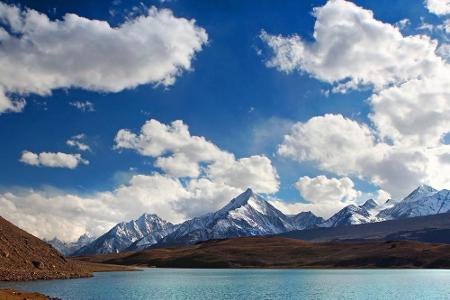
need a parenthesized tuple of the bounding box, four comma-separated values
(0, 267, 91, 282)
(0, 288, 57, 300)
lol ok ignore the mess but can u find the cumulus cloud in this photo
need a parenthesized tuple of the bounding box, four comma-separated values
(0, 3, 208, 114)
(115, 119, 280, 193)
(69, 101, 95, 112)
(370, 73, 450, 146)
(263, 0, 450, 198)
(437, 43, 450, 61)
(270, 176, 390, 218)
(0, 173, 184, 241)
(277, 114, 387, 176)
(66, 134, 91, 151)
(4, 117, 281, 241)
(295, 176, 361, 204)
(0, 171, 241, 241)
(260, 0, 442, 91)
(114, 119, 229, 164)
(425, 0, 450, 16)
(281, 175, 362, 218)
(277, 114, 450, 198)
(20, 151, 89, 169)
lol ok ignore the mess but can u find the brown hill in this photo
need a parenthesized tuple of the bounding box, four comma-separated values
(0, 289, 54, 300)
(77, 236, 450, 268)
(0, 216, 92, 281)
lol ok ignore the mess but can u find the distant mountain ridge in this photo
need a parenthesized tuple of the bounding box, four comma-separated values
(322, 184, 450, 227)
(46, 233, 96, 256)
(279, 212, 450, 245)
(77, 188, 325, 253)
(378, 187, 450, 220)
(74, 213, 176, 256)
(156, 188, 299, 247)
(290, 211, 324, 230)
(75, 184, 450, 254)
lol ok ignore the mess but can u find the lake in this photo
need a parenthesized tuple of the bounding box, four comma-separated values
(1, 269, 450, 299)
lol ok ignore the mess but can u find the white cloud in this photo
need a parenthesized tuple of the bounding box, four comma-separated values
(260, 0, 442, 91)
(425, 0, 450, 16)
(370, 74, 450, 146)
(154, 153, 200, 177)
(270, 177, 390, 219)
(20, 151, 89, 169)
(69, 101, 95, 112)
(4, 117, 281, 241)
(364, 189, 391, 204)
(0, 3, 208, 114)
(66, 134, 91, 151)
(395, 18, 411, 30)
(0, 173, 240, 242)
(437, 42, 450, 61)
(295, 175, 361, 204)
(277, 175, 361, 218)
(114, 118, 280, 193)
(277, 114, 389, 177)
(114, 119, 230, 164)
(206, 155, 279, 194)
(277, 113, 450, 198)
(0, 86, 25, 113)
(263, 0, 450, 198)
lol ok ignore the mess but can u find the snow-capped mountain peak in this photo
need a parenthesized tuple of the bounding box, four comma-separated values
(156, 188, 295, 247)
(289, 211, 324, 230)
(74, 185, 450, 253)
(216, 188, 254, 214)
(361, 199, 378, 211)
(402, 184, 438, 203)
(377, 186, 450, 220)
(321, 204, 373, 228)
(74, 213, 175, 255)
(46, 233, 96, 256)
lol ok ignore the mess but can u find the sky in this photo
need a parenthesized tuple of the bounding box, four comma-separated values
(0, 0, 449, 241)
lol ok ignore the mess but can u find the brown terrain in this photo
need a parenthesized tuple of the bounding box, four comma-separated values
(77, 236, 450, 269)
(0, 289, 56, 300)
(0, 216, 135, 281)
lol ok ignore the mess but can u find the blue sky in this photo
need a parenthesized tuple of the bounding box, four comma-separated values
(0, 0, 449, 240)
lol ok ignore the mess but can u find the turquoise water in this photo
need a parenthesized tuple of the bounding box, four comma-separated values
(1, 269, 450, 299)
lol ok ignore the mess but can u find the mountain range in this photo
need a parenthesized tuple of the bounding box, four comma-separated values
(74, 213, 176, 256)
(72, 184, 450, 255)
(156, 188, 300, 247)
(46, 233, 96, 256)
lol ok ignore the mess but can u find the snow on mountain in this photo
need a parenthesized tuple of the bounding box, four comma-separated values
(69, 185, 450, 252)
(289, 211, 324, 230)
(360, 199, 378, 211)
(378, 188, 450, 220)
(321, 204, 374, 227)
(322, 185, 450, 228)
(46, 233, 95, 256)
(401, 185, 438, 203)
(74, 213, 175, 255)
(156, 188, 296, 247)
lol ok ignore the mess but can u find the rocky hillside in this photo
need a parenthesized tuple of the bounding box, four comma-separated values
(0, 216, 91, 281)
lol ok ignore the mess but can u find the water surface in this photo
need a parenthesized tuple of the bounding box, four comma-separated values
(1, 269, 449, 299)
